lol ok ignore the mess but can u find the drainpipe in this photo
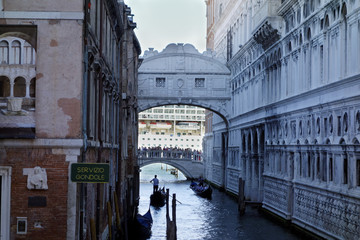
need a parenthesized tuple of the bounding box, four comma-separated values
(80, 0, 89, 239)
(96, 2, 104, 239)
(96, 73, 103, 239)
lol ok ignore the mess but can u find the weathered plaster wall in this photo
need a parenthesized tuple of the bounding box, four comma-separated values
(4, 0, 82, 12)
(34, 19, 83, 138)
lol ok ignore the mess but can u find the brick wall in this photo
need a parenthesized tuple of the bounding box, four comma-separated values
(6, 147, 69, 240)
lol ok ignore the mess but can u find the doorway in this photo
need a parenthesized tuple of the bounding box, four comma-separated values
(0, 167, 11, 240)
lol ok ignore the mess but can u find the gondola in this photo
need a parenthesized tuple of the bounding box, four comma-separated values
(190, 181, 212, 199)
(135, 209, 153, 239)
(150, 187, 166, 207)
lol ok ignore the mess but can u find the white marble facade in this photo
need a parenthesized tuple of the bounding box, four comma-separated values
(138, 43, 231, 118)
(204, 0, 360, 239)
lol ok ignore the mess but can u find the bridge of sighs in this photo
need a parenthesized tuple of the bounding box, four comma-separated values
(137, 43, 231, 177)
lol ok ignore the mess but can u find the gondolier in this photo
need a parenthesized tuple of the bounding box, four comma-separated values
(150, 175, 159, 192)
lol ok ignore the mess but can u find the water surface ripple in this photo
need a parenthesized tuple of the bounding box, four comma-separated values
(139, 164, 302, 240)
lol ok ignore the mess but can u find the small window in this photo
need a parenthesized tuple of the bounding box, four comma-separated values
(356, 160, 360, 186)
(156, 78, 166, 87)
(343, 158, 348, 184)
(329, 158, 333, 181)
(195, 78, 205, 88)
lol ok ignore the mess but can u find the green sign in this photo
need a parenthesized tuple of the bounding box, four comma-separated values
(71, 163, 109, 183)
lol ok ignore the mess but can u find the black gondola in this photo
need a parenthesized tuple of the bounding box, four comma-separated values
(190, 181, 212, 199)
(150, 187, 166, 207)
(135, 209, 153, 239)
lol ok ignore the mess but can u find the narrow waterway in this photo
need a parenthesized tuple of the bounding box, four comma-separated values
(139, 164, 303, 240)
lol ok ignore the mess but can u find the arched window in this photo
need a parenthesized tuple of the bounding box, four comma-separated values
(14, 77, 26, 97)
(30, 78, 36, 98)
(310, 0, 315, 12)
(307, 28, 312, 41)
(24, 41, 35, 64)
(247, 133, 251, 153)
(0, 40, 9, 64)
(341, 3, 347, 20)
(324, 15, 330, 29)
(288, 41, 292, 53)
(343, 112, 348, 133)
(11, 40, 21, 64)
(0, 76, 10, 97)
(356, 111, 360, 132)
(303, 2, 309, 18)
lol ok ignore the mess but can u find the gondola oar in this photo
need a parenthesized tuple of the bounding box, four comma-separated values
(169, 193, 182, 204)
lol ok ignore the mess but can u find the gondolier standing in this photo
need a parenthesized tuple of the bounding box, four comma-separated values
(150, 175, 159, 192)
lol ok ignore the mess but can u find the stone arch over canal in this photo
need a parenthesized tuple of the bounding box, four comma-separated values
(138, 158, 204, 179)
(137, 43, 231, 124)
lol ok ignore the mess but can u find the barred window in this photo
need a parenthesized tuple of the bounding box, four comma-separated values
(195, 78, 205, 88)
(156, 78, 166, 87)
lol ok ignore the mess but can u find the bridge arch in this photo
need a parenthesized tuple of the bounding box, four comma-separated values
(138, 43, 231, 126)
(139, 160, 202, 179)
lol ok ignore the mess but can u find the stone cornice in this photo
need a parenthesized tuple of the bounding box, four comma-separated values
(0, 138, 83, 148)
(0, 11, 84, 20)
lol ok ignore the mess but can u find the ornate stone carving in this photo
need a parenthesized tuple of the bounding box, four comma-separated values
(263, 177, 290, 215)
(177, 78, 184, 88)
(253, 22, 281, 50)
(26, 167, 48, 190)
(294, 187, 360, 238)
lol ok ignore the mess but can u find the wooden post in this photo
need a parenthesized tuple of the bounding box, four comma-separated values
(238, 178, 245, 215)
(107, 201, 112, 239)
(166, 188, 170, 239)
(166, 188, 170, 220)
(90, 218, 96, 240)
(166, 190, 177, 240)
(172, 193, 177, 240)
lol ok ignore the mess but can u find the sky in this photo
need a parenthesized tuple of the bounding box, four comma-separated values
(126, 0, 207, 54)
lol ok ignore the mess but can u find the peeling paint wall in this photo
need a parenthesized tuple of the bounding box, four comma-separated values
(34, 19, 83, 138)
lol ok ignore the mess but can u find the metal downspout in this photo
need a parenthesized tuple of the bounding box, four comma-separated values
(80, 0, 89, 238)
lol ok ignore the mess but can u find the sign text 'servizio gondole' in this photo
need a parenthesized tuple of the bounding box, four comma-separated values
(71, 163, 109, 183)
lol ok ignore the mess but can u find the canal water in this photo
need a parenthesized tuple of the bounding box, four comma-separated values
(139, 164, 303, 240)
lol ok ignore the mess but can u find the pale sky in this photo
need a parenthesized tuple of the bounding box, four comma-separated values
(126, 0, 207, 54)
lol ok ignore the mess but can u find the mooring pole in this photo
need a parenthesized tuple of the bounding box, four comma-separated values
(238, 178, 245, 215)
(172, 193, 177, 240)
(166, 188, 170, 239)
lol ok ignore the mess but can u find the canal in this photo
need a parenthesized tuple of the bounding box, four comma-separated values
(138, 163, 303, 240)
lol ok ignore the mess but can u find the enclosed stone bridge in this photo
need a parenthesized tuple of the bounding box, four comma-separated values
(137, 43, 231, 122)
(138, 149, 204, 179)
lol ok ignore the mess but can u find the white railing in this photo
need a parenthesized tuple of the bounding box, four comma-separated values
(138, 148, 203, 162)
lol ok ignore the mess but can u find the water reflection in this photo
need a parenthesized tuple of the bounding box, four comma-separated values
(139, 164, 302, 240)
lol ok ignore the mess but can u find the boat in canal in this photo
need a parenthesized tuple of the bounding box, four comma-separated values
(150, 187, 166, 207)
(135, 209, 153, 239)
(190, 181, 212, 199)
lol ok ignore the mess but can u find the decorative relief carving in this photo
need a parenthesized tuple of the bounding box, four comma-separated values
(293, 187, 360, 238)
(356, 111, 360, 132)
(253, 22, 281, 50)
(24, 167, 48, 190)
(263, 177, 290, 214)
(177, 78, 184, 88)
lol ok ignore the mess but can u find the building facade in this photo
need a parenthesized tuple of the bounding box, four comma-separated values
(204, 0, 360, 239)
(0, 0, 141, 239)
